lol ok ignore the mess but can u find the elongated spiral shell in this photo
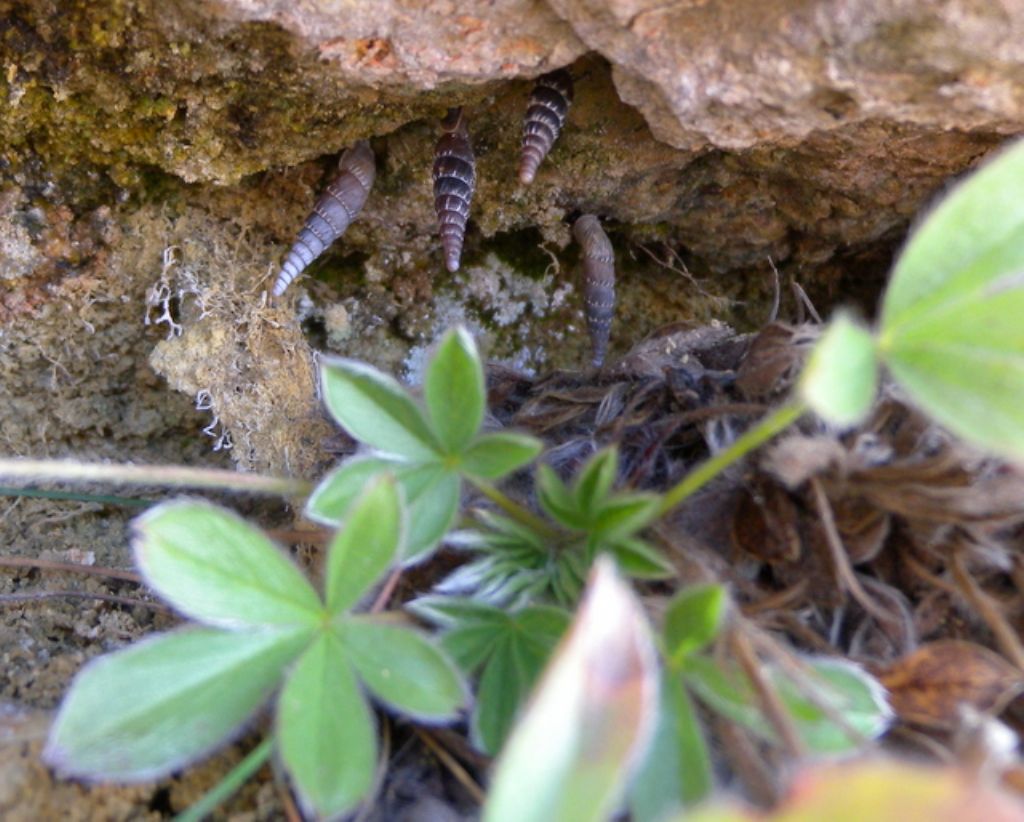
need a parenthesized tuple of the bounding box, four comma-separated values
(433, 107, 476, 273)
(272, 140, 376, 297)
(519, 69, 573, 185)
(574, 214, 615, 367)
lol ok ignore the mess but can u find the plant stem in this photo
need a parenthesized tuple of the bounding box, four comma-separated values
(0, 458, 311, 497)
(657, 401, 805, 517)
(175, 736, 273, 822)
(0, 485, 151, 507)
(469, 477, 560, 539)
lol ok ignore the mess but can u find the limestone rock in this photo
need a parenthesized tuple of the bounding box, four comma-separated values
(547, 0, 1024, 150)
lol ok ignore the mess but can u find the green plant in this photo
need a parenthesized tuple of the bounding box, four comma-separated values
(44, 478, 466, 819)
(409, 596, 571, 755)
(306, 327, 543, 561)
(29, 135, 1024, 822)
(800, 139, 1024, 449)
(483, 558, 660, 822)
(435, 447, 673, 610)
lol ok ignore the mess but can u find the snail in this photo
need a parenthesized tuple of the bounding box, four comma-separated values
(573, 214, 616, 367)
(519, 69, 573, 185)
(272, 140, 375, 297)
(432, 107, 476, 273)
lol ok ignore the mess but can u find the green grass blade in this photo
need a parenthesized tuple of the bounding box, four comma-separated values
(175, 736, 273, 822)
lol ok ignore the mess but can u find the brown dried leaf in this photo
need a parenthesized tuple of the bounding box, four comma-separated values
(735, 322, 817, 400)
(879, 640, 1024, 730)
(730, 478, 802, 563)
(833, 496, 890, 565)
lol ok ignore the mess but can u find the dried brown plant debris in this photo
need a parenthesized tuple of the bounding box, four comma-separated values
(473, 315, 1024, 791)
(879, 641, 1024, 731)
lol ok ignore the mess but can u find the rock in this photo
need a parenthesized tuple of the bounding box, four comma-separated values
(2, 0, 1023, 475)
(221, 0, 586, 87)
(546, 0, 1024, 150)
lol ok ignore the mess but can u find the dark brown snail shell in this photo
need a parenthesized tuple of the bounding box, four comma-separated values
(432, 107, 476, 273)
(573, 214, 616, 367)
(519, 69, 573, 185)
(272, 140, 375, 297)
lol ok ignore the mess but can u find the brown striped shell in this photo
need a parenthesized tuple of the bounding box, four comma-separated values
(573, 214, 615, 367)
(518, 69, 573, 185)
(433, 107, 476, 273)
(272, 140, 375, 298)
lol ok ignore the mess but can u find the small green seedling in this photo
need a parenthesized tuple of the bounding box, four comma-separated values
(484, 557, 660, 822)
(410, 596, 571, 755)
(307, 327, 542, 560)
(630, 583, 726, 820)
(630, 584, 891, 822)
(437, 447, 673, 609)
(683, 654, 892, 754)
(44, 478, 466, 820)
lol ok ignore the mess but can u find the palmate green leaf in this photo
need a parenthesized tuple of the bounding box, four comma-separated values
(536, 464, 587, 529)
(309, 458, 450, 563)
(407, 594, 508, 630)
(881, 138, 1024, 330)
(413, 598, 570, 754)
(878, 138, 1024, 460)
(341, 616, 466, 721)
(609, 537, 675, 580)
(663, 584, 728, 665)
(591, 493, 661, 541)
(683, 656, 891, 754)
(424, 327, 486, 454)
(475, 636, 534, 755)
(325, 477, 402, 615)
(320, 357, 440, 461)
(474, 508, 549, 552)
(682, 656, 765, 731)
(799, 313, 878, 428)
(442, 623, 505, 672)
(133, 501, 321, 629)
(484, 558, 659, 822)
(305, 455, 400, 525)
(630, 672, 714, 821)
(475, 606, 573, 757)
(404, 470, 460, 561)
(473, 606, 571, 754)
(883, 332, 1024, 460)
(461, 432, 543, 480)
(44, 627, 309, 780)
(772, 658, 892, 754)
(574, 447, 618, 516)
(277, 632, 377, 821)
